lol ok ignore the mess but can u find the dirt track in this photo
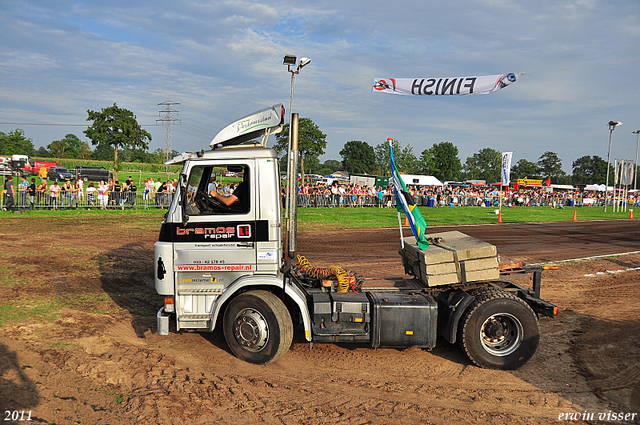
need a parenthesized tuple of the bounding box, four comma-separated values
(0, 218, 639, 424)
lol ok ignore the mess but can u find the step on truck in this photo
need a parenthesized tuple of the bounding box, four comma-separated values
(154, 104, 558, 370)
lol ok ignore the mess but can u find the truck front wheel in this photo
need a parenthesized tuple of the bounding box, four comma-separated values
(223, 290, 293, 365)
(459, 289, 539, 370)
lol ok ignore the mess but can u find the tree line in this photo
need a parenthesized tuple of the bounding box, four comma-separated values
(0, 110, 621, 185)
(0, 104, 180, 180)
(273, 119, 614, 185)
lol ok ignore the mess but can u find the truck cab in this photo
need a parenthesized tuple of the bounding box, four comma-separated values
(154, 105, 313, 364)
(155, 145, 287, 314)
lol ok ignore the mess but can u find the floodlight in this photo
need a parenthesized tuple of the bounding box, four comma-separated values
(298, 57, 311, 68)
(604, 120, 622, 212)
(283, 54, 297, 66)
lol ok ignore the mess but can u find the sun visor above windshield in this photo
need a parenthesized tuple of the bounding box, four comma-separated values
(209, 104, 284, 149)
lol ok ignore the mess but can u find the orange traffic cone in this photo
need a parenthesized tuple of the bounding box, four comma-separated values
(497, 210, 503, 223)
(403, 214, 410, 226)
(630, 209, 634, 219)
(572, 210, 577, 221)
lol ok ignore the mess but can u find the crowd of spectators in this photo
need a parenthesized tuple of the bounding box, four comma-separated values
(4, 176, 638, 211)
(291, 182, 639, 209)
(1, 175, 179, 211)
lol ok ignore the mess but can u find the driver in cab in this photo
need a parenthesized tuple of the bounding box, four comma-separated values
(209, 170, 249, 213)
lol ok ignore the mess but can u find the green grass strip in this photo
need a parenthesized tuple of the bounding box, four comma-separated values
(0, 296, 64, 327)
(296, 206, 634, 229)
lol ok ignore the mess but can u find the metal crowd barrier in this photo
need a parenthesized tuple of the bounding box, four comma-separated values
(2, 191, 175, 210)
(0, 188, 618, 211)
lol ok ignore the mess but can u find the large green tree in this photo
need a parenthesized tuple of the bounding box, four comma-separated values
(84, 104, 151, 180)
(36, 146, 51, 157)
(419, 141, 462, 182)
(316, 159, 342, 176)
(572, 155, 608, 185)
(0, 129, 36, 156)
(47, 134, 84, 158)
(340, 140, 376, 175)
(147, 147, 180, 164)
(76, 141, 93, 159)
(537, 151, 565, 180)
(91, 141, 115, 161)
(511, 159, 541, 180)
(463, 148, 502, 182)
(273, 117, 327, 182)
(374, 139, 419, 176)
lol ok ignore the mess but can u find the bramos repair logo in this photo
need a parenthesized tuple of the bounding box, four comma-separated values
(238, 224, 251, 238)
(174, 224, 252, 240)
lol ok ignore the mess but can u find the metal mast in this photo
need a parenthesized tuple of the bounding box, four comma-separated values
(157, 101, 181, 166)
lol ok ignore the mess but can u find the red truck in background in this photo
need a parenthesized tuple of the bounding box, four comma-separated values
(0, 155, 61, 177)
(32, 160, 62, 177)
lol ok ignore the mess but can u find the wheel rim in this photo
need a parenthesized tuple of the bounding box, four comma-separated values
(480, 312, 523, 356)
(232, 308, 269, 352)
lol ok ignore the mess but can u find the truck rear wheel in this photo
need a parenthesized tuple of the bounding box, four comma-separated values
(223, 290, 293, 365)
(459, 289, 539, 370)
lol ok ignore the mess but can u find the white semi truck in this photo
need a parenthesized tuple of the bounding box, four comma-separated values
(154, 104, 558, 369)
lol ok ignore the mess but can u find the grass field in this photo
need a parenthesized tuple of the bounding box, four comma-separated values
(1, 203, 634, 229)
(295, 205, 634, 229)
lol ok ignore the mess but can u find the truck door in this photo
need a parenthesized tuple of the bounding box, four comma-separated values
(161, 160, 261, 322)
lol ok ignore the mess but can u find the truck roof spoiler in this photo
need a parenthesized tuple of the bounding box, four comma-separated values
(164, 104, 285, 166)
(209, 104, 285, 149)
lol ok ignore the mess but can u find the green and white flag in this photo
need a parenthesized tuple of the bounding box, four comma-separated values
(390, 140, 429, 250)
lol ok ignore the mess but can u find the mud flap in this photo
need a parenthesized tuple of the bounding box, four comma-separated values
(157, 306, 170, 336)
(437, 289, 475, 344)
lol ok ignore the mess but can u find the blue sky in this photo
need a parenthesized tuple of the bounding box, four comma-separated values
(1, 0, 640, 173)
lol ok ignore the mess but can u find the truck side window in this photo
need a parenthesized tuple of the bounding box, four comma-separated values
(185, 165, 250, 215)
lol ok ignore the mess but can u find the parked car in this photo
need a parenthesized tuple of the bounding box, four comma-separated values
(75, 166, 112, 182)
(0, 164, 12, 176)
(47, 166, 75, 181)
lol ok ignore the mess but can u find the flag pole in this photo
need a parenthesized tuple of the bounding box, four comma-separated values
(397, 211, 405, 249)
(389, 137, 405, 250)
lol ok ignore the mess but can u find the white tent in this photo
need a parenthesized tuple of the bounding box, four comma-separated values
(584, 184, 614, 191)
(400, 174, 443, 186)
(549, 184, 575, 191)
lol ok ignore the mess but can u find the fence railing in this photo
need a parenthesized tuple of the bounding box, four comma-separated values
(2, 191, 175, 210)
(0, 190, 624, 211)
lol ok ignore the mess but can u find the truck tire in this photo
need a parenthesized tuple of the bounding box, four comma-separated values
(223, 290, 293, 365)
(458, 289, 539, 370)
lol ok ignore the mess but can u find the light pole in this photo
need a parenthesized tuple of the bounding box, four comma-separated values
(604, 121, 622, 212)
(633, 130, 640, 192)
(283, 54, 311, 220)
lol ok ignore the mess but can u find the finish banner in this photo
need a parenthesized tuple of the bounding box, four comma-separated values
(372, 73, 524, 96)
